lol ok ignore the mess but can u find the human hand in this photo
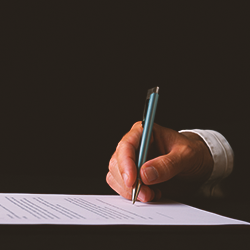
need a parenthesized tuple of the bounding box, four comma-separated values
(106, 122, 214, 202)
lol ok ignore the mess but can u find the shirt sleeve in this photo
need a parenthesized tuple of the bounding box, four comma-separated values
(179, 129, 234, 198)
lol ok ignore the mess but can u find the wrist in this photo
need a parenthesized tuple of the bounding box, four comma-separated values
(179, 132, 214, 183)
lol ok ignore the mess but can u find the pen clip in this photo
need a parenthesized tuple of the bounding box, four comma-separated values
(142, 86, 159, 127)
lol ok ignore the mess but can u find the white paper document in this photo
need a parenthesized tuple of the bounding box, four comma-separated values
(0, 193, 248, 225)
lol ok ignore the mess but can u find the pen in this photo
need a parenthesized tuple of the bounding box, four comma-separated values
(132, 86, 159, 204)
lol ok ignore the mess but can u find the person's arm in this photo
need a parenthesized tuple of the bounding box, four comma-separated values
(179, 129, 234, 197)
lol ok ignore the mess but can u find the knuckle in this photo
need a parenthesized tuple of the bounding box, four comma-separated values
(160, 157, 169, 167)
(106, 172, 111, 185)
(157, 155, 180, 180)
(160, 156, 175, 173)
(183, 144, 195, 155)
(131, 121, 142, 128)
(179, 143, 196, 160)
(117, 138, 135, 155)
(116, 140, 126, 151)
(108, 157, 117, 172)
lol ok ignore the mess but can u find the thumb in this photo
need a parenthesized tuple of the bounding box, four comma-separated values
(140, 150, 185, 185)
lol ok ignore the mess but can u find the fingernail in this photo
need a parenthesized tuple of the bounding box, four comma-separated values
(122, 173, 129, 186)
(143, 166, 158, 183)
(138, 190, 146, 202)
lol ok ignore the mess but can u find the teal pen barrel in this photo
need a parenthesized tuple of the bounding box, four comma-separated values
(137, 92, 159, 171)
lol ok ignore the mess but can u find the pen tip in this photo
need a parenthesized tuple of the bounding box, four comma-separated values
(131, 180, 142, 204)
(132, 194, 135, 204)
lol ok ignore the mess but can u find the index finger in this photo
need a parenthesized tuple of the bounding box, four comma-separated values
(116, 121, 143, 187)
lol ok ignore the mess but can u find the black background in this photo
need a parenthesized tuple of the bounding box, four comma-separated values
(1, 2, 250, 222)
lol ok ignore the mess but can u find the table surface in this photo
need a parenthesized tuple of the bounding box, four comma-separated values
(0, 224, 250, 250)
